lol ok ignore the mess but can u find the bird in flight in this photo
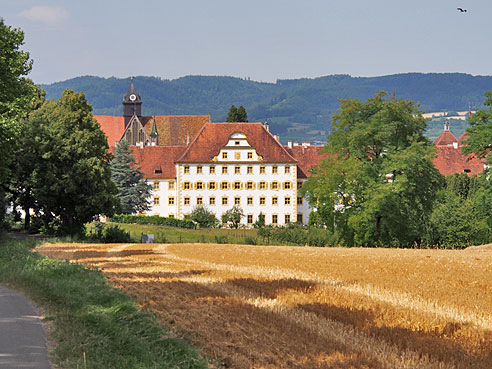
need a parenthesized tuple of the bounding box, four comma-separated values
(457, 7, 467, 12)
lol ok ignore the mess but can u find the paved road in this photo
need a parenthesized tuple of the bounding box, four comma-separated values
(0, 285, 52, 368)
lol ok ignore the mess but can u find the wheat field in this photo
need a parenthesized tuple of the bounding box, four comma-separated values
(37, 242, 492, 369)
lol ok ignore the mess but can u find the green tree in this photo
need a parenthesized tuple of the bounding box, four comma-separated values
(462, 90, 492, 164)
(222, 206, 244, 228)
(302, 92, 443, 247)
(0, 19, 35, 229)
(24, 89, 118, 236)
(226, 105, 248, 122)
(188, 206, 218, 228)
(110, 140, 151, 214)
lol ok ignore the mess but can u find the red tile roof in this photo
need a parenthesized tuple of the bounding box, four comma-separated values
(434, 131, 458, 146)
(95, 115, 209, 148)
(433, 146, 484, 176)
(284, 145, 326, 178)
(94, 115, 126, 148)
(176, 123, 297, 163)
(131, 145, 187, 179)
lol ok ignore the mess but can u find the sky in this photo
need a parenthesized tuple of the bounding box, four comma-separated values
(2, 0, 491, 84)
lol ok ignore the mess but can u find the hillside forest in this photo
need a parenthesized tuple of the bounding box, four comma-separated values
(41, 73, 492, 143)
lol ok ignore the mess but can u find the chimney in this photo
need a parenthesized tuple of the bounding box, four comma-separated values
(264, 122, 270, 132)
(186, 134, 190, 145)
(444, 121, 450, 132)
(287, 140, 293, 148)
(302, 141, 311, 147)
(274, 134, 280, 142)
(293, 141, 299, 146)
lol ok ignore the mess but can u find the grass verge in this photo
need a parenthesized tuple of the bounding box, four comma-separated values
(0, 236, 208, 369)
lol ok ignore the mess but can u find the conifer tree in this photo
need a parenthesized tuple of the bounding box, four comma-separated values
(110, 140, 152, 214)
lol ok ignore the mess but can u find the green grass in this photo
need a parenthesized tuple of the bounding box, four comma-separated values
(0, 236, 208, 369)
(107, 222, 259, 244)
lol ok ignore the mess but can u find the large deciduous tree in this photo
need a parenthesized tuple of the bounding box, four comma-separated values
(462, 90, 492, 163)
(0, 18, 35, 228)
(23, 89, 118, 236)
(302, 92, 443, 247)
(110, 140, 151, 214)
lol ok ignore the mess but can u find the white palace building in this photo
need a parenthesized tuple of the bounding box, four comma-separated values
(95, 80, 324, 226)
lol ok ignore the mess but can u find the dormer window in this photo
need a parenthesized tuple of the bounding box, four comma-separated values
(235, 141, 240, 146)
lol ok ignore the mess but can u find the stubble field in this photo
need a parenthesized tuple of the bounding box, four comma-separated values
(37, 242, 492, 369)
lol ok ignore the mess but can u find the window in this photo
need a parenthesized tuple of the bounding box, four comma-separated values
(260, 196, 266, 205)
(184, 166, 190, 174)
(208, 181, 217, 190)
(233, 181, 242, 190)
(222, 166, 228, 174)
(272, 165, 278, 174)
(197, 165, 203, 174)
(168, 197, 175, 205)
(168, 214, 175, 218)
(183, 181, 191, 190)
(259, 181, 267, 190)
(195, 181, 204, 190)
(222, 152, 228, 159)
(153, 181, 160, 190)
(235, 152, 241, 160)
(220, 181, 229, 190)
(234, 196, 241, 206)
(209, 196, 216, 206)
(246, 181, 254, 190)
(284, 196, 291, 205)
(247, 152, 253, 159)
(247, 214, 253, 224)
(222, 197, 228, 206)
(184, 197, 190, 205)
(297, 213, 303, 224)
(235, 141, 240, 146)
(197, 197, 203, 206)
(153, 196, 160, 206)
(209, 165, 216, 174)
(297, 196, 303, 205)
(297, 181, 303, 189)
(168, 181, 175, 190)
(260, 166, 266, 174)
(271, 181, 279, 190)
(247, 166, 253, 174)
(272, 214, 278, 224)
(285, 214, 291, 224)
(272, 196, 278, 205)
(235, 166, 241, 174)
(247, 197, 253, 206)
(285, 165, 290, 174)
(283, 181, 292, 190)
(154, 169, 162, 174)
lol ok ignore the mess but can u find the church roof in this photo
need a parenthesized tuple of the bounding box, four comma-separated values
(177, 122, 297, 163)
(123, 80, 142, 102)
(434, 130, 458, 146)
(284, 145, 326, 178)
(94, 115, 126, 148)
(132, 145, 187, 179)
(95, 115, 209, 148)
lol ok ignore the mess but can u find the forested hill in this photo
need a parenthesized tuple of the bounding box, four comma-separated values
(40, 73, 492, 143)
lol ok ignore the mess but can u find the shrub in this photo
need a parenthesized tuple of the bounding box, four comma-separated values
(109, 214, 196, 229)
(102, 225, 131, 243)
(244, 237, 257, 245)
(188, 207, 218, 228)
(214, 235, 229, 244)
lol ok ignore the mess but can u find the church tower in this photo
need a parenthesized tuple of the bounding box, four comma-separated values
(123, 77, 142, 126)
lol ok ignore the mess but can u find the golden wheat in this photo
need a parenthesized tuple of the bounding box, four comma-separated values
(37, 242, 492, 369)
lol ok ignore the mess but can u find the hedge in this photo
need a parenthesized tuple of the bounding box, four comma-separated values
(109, 214, 196, 229)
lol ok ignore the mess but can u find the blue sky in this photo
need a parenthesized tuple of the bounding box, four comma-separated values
(2, 0, 491, 84)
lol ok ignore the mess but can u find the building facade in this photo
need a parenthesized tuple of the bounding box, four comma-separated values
(96, 81, 322, 226)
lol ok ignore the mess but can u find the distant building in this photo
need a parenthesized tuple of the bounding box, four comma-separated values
(432, 121, 486, 176)
(95, 80, 324, 226)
